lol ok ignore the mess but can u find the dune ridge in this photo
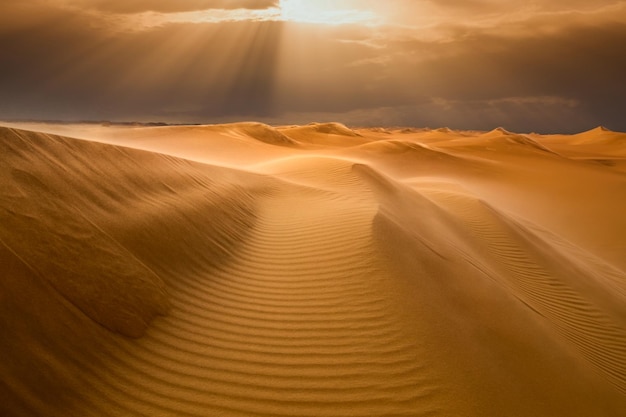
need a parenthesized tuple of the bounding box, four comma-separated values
(1, 122, 625, 416)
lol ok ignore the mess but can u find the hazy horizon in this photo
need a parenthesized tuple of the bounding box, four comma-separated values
(2, 119, 623, 137)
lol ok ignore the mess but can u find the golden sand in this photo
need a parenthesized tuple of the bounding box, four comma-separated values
(1, 122, 625, 416)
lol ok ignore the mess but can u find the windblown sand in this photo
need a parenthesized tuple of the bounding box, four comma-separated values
(1, 122, 625, 416)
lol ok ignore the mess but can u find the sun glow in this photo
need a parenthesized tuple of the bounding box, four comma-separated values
(279, 0, 376, 25)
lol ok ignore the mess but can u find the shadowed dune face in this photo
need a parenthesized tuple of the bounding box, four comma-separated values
(1, 122, 626, 416)
(0, 127, 263, 338)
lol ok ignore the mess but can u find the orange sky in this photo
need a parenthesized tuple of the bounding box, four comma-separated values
(1, 0, 625, 132)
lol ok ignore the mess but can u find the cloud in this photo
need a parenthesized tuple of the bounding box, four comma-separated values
(71, 0, 279, 14)
(268, 10, 626, 132)
(0, 6, 286, 120)
(0, 0, 625, 132)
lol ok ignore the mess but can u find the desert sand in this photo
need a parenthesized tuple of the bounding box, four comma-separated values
(1, 121, 625, 416)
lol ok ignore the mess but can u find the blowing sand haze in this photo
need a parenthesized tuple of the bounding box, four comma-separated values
(1, 121, 625, 416)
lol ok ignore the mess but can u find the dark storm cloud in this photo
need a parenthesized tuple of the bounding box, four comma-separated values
(385, 23, 626, 104)
(430, 25, 626, 120)
(0, 0, 286, 116)
(0, 12, 283, 120)
(269, 15, 626, 132)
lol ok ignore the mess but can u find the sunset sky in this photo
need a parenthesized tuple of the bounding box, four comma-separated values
(1, 0, 625, 132)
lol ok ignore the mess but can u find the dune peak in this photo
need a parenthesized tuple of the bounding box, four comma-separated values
(229, 122, 298, 146)
(305, 122, 362, 136)
(586, 125, 613, 134)
(484, 127, 514, 136)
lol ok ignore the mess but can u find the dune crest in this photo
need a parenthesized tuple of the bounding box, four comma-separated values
(302, 122, 362, 136)
(225, 122, 299, 147)
(1, 122, 625, 417)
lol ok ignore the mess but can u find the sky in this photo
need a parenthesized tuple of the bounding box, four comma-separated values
(1, 0, 625, 132)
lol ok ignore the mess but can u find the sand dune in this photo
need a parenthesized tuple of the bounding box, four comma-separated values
(1, 122, 626, 416)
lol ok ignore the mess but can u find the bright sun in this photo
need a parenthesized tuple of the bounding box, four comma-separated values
(279, 0, 376, 25)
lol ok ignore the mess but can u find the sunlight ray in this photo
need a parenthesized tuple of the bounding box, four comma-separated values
(279, 0, 376, 24)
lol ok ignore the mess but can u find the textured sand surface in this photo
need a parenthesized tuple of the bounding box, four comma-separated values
(1, 122, 625, 416)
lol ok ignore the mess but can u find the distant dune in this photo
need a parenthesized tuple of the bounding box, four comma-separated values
(1, 122, 625, 416)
